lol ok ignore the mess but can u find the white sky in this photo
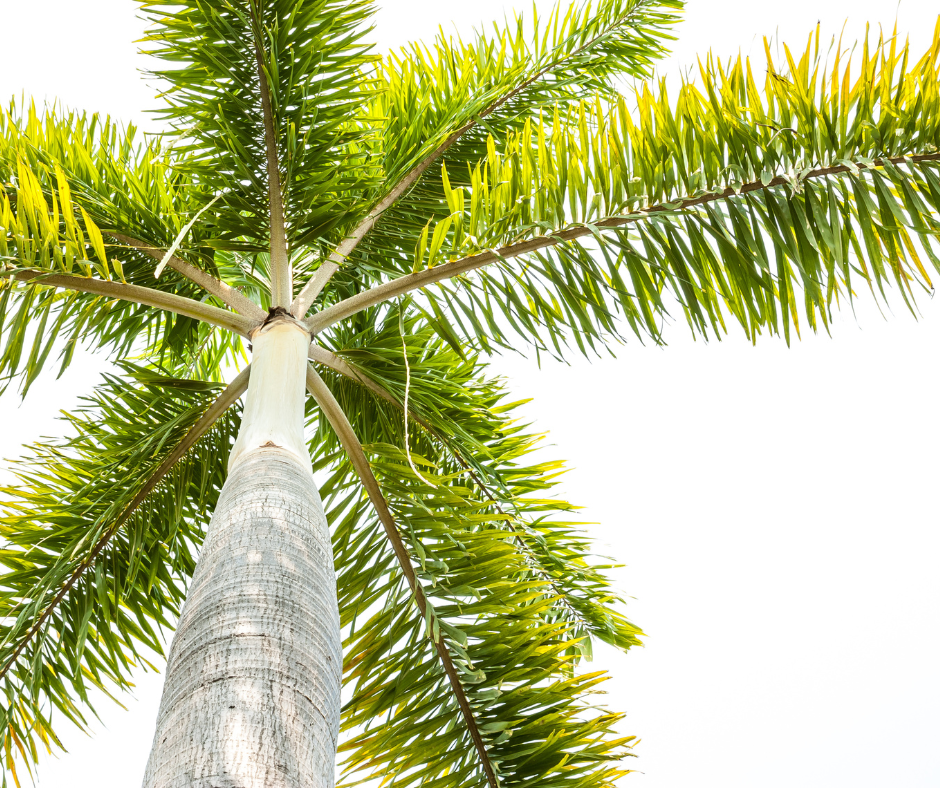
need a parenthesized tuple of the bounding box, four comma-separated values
(1, 0, 938, 786)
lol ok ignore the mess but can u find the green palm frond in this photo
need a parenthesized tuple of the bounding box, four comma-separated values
(319, 307, 502, 453)
(308, 0, 683, 311)
(0, 104, 254, 391)
(0, 365, 241, 783)
(322, 432, 638, 788)
(307, 308, 641, 788)
(310, 22, 940, 354)
(139, 0, 380, 249)
(320, 309, 640, 647)
(373, 0, 682, 186)
(0, 101, 239, 290)
(344, 448, 635, 788)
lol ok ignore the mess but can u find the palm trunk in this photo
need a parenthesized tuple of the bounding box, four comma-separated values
(142, 320, 340, 788)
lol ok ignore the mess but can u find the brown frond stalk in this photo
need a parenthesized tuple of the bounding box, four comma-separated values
(5, 270, 257, 336)
(107, 232, 266, 320)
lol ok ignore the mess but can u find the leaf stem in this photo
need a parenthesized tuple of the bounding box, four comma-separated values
(107, 232, 266, 320)
(250, 3, 292, 307)
(4, 270, 257, 336)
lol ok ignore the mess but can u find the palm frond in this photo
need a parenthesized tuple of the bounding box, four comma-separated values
(324, 442, 638, 788)
(305, 0, 683, 312)
(372, 0, 682, 191)
(139, 0, 380, 252)
(308, 366, 502, 787)
(0, 365, 242, 784)
(0, 101, 251, 298)
(319, 308, 640, 649)
(310, 21, 940, 354)
(0, 103, 256, 391)
(354, 447, 636, 788)
(306, 309, 641, 788)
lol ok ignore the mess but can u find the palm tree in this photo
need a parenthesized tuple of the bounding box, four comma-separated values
(1, 0, 939, 784)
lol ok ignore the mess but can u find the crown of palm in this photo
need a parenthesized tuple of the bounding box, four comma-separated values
(2, 0, 939, 785)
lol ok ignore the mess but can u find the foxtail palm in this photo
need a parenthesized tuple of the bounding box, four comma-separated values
(2, 1, 940, 786)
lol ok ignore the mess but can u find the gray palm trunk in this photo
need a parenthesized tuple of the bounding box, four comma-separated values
(142, 319, 341, 788)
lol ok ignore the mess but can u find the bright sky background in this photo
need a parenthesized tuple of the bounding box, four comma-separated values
(1, 0, 938, 786)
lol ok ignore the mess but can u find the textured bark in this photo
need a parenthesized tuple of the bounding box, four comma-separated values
(143, 321, 340, 788)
